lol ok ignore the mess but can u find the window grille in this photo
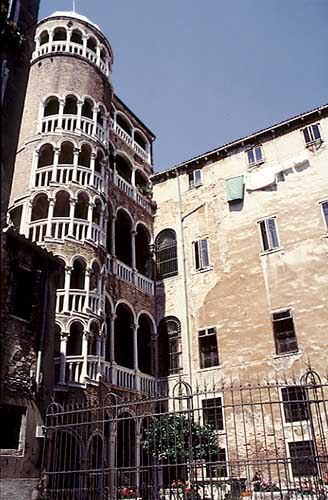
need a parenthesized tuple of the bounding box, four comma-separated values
(199, 327, 219, 369)
(202, 397, 224, 430)
(272, 309, 298, 355)
(155, 229, 178, 279)
(258, 217, 279, 252)
(289, 440, 318, 477)
(282, 386, 309, 422)
(194, 238, 210, 271)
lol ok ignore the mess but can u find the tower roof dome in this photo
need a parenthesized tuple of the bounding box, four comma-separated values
(45, 11, 101, 31)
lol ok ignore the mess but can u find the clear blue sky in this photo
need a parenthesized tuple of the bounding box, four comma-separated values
(39, 0, 328, 172)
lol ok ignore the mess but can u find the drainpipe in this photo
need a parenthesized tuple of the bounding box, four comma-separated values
(176, 167, 205, 387)
(35, 270, 49, 395)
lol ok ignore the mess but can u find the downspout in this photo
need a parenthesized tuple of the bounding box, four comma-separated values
(35, 270, 49, 395)
(176, 167, 205, 387)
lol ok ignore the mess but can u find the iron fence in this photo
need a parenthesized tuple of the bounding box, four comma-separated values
(41, 368, 328, 499)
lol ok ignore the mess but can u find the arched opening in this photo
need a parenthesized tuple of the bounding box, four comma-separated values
(71, 29, 83, 45)
(155, 229, 178, 279)
(54, 323, 61, 358)
(137, 315, 153, 375)
(48, 432, 82, 492)
(135, 169, 148, 193)
(135, 224, 150, 276)
(88, 323, 99, 355)
(78, 143, 91, 167)
(31, 193, 49, 221)
(116, 114, 132, 137)
(105, 299, 111, 362)
(115, 210, 132, 266)
(54, 190, 70, 218)
(38, 144, 54, 168)
(64, 95, 78, 115)
(82, 99, 93, 119)
(116, 155, 132, 183)
(39, 30, 49, 45)
(95, 150, 104, 173)
(74, 192, 89, 220)
(158, 317, 182, 377)
(53, 27, 67, 41)
(117, 414, 136, 488)
(67, 321, 83, 356)
(44, 97, 59, 116)
(92, 199, 102, 226)
(70, 259, 86, 290)
(134, 130, 148, 151)
(59, 141, 74, 164)
(114, 304, 134, 369)
(89, 261, 101, 292)
(100, 47, 107, 61)
(97, 106, 105, 126)
(55, 258, 66, 290)
(87, 36, 97, 53)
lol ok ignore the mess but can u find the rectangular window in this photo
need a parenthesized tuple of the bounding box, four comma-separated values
(194, 238, 210, 271)
(0, 405, 25, 450)
(320, 201, 328, 230)
(247, 145, 263, 166)
(188, 169, 202, 189)
(303, 124, 322, 146)
(202, 397, 224, 430)
(258, 217, 279, 252)
(206, 448, 228, 478)
(199, 327, 219, 369)
(282, 386, 309, 423)
(11, 268, 35, 320)
(272, 309, 298, 355)
(289, 441, 317, 477)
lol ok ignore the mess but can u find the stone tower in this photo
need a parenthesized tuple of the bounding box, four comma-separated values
(8, 11, 157, 400)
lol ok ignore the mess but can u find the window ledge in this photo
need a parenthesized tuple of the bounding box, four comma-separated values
(305, 139, 323, 148)
(189, 183, 203, 190)
(198, 364, 221, 373)
(259, 247, 284, 257)
(272, 350, 300, 359)
(321, 233, 328, 239)
(248, 160, 265, 170)
(156, 274, 180, 284)
(0, 449, 24, 457)
(193, 266, 213, 275)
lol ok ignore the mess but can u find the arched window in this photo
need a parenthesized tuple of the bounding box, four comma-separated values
(54, 191, 70, 218)
(89, 261, 101, 291)
(137, 315, 153, 375)
(135, 223, 151, 276)
(92, 199, 102, 226)
(71, 29, 83, 45)
(74, 192, 89, 220)
(155, 229, 178, 279)
(134, 130, 148, 151)
(88, 323, 99, 355)
(78, 144, 91, 167)
(31, 193, 49, 221)
(59, 141, 74, 164)
(70, 259, 86, 289)
(115, 210, 132, 266)
(53, 27, 67, 41)
(54, 323, 61, 358)
(87, 37, 97, 53)
(63, 96, 78, 115)
(82, 99, 93, 119)
(44, 97, 59, 116)
(116, 114, 132, 137)
(38, 144, 54, 168)
(116, 155, 132, 183)
(158, 316, 182, 376)
(67, 322, 83, 356)
(95, 150, 104, 173)
(39, 30, 49, 45)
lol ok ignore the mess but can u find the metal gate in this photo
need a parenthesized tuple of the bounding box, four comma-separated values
(41, 368, 328, 499)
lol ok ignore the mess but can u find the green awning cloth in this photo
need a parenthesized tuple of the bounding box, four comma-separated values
(226, 175, 244, 202)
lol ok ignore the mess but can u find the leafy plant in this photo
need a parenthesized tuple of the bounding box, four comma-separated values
(142, 414, 220, 463)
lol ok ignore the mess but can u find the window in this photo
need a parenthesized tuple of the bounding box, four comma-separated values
(11, 268, 35, 320)
(158, 316, 182, 376)
(206, 448, 228, 478)
(199, 327, 219, 369)
(194, 238, 210, 271)
(258, 217, 279, 252)
(202, 397, 224, 430)
(289, 441, 317, 477)
(155, 229, 178, 279)
(282, 386, 308, 423)
(302, 124, 322, 146)
(272, 309, 298, 355)
(188, 169, 202, 189)
(247, 145, 263, 166)
(0, 405, 25, 450)
(320, 201, 328, 231)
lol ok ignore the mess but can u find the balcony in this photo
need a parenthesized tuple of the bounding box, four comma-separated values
(29, 218, 105, 247)
(55, 356, 158, 395)
(110, 257, 155, 296)
(56, 289, 104, 317)
(41, 115, 107, 147)
(32, 41, 111, 81)
(34, 164, 106, 195)
(111, 121, 151, 164)
(110, 171, 153, 213)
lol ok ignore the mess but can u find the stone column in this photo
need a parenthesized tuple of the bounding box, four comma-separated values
(152, 331, 159, 378)
(68, 198, 76, 237)
(72, 147, 80, 183)
(92, 106, 99, 139)
(82, 33, 88, 57)
(76, 99, 83, 132)
(66, 28, 72, 52)
(90, 152, 96, 187)
(96, 43, 101, 65)
(131, 229, 137, 271)
(29, 150, 39, 189)
(63, 266, 72, 312)
(110, 314, 116, 363)
(81, 331, 89, 382)
(51, 147, 60, 183)
(46, 197, 55, 237)
(59, 335, 68, 384)
(56, 98, 65, 132)
(24, 201, 33, 237)
(84, 268, 91, 313)
(132, 322, 138, 371)
(87, 202, 94, 240)
(48, 29, 54, 46)
(37, 101, 45, 134)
